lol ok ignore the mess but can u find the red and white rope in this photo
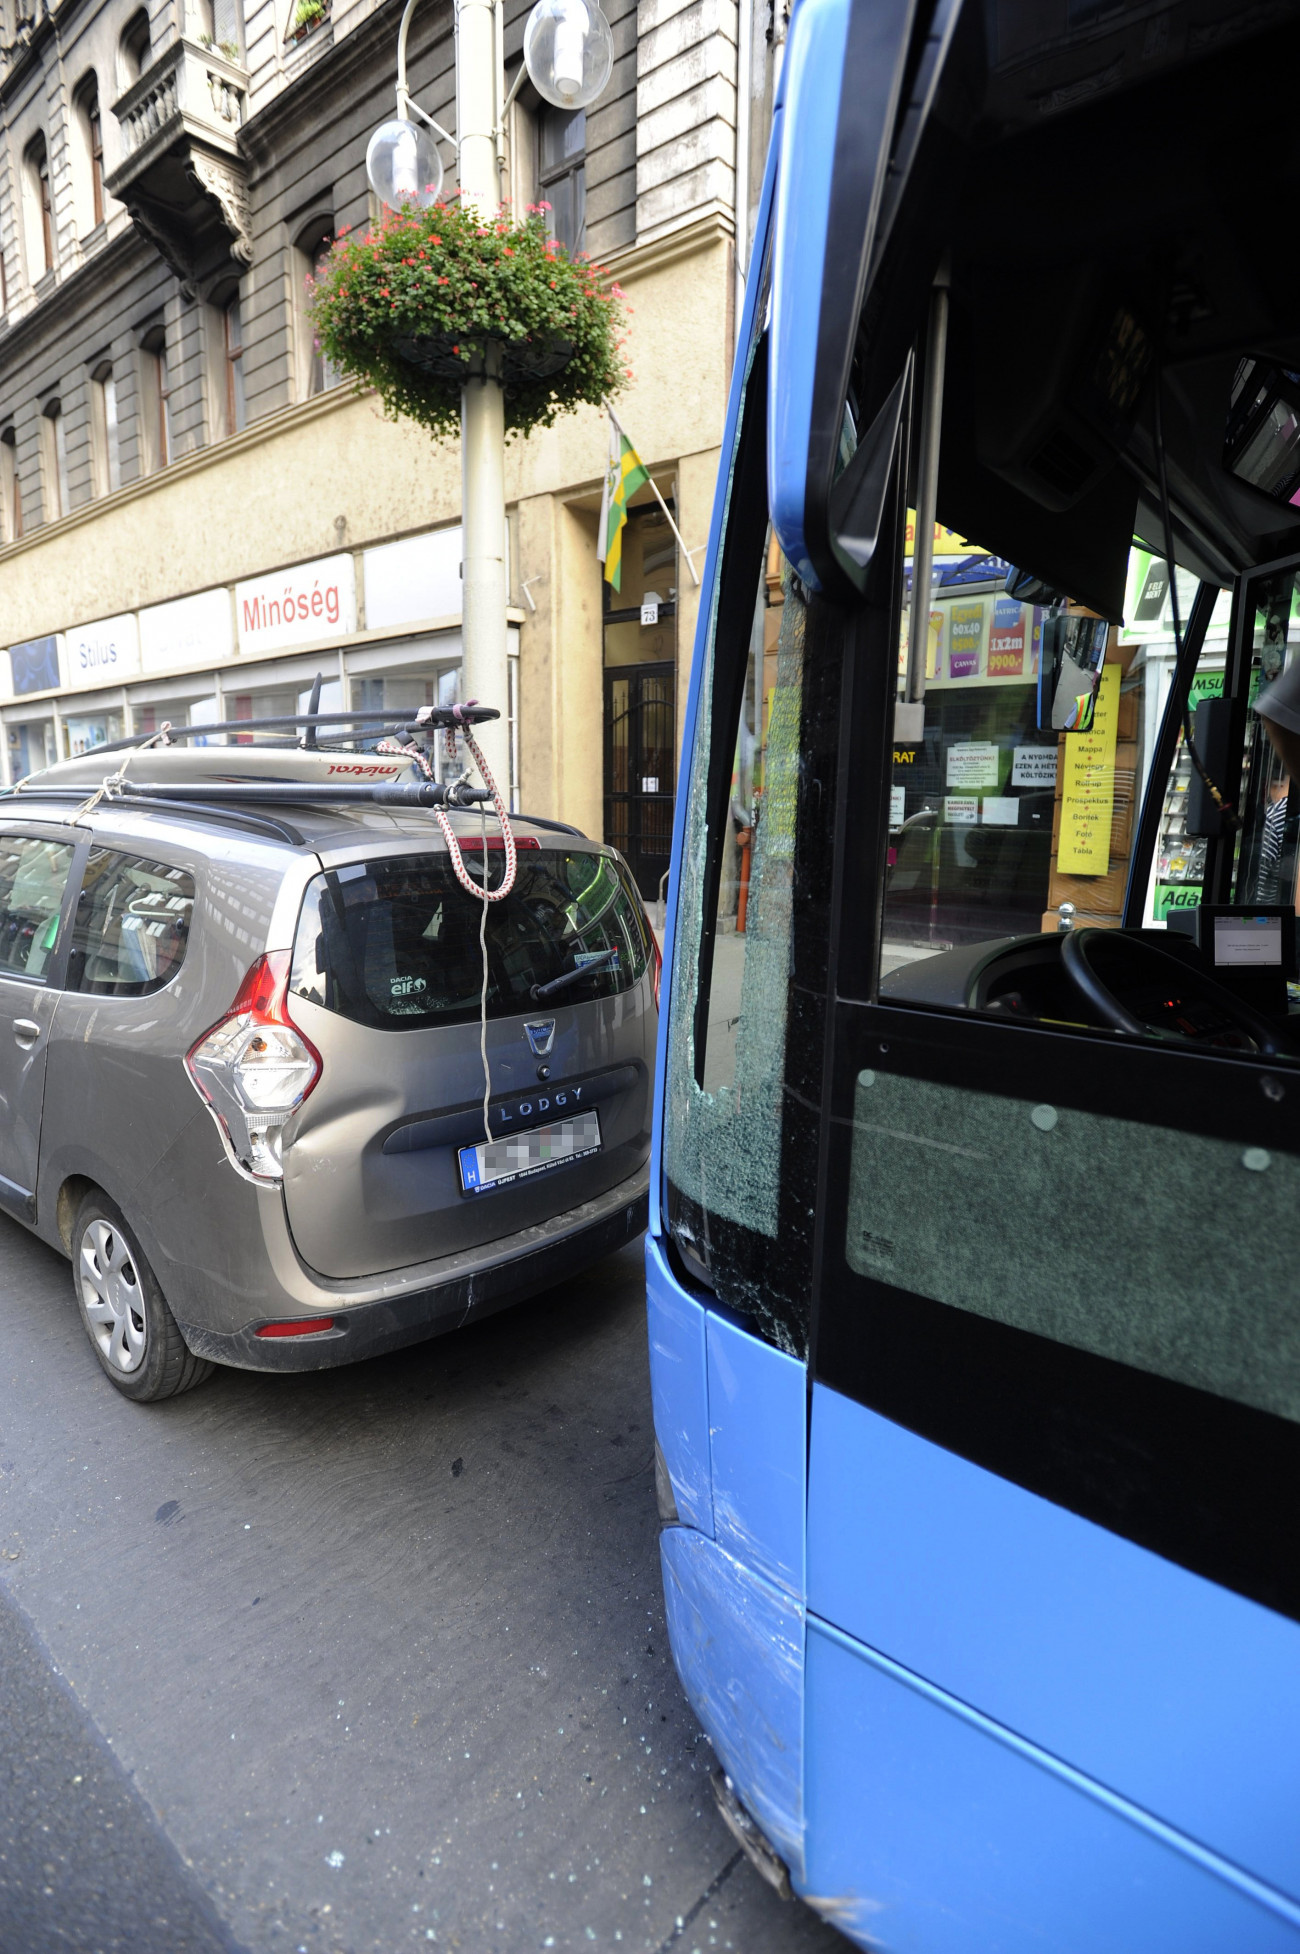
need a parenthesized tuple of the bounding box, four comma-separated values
(378, 703, 518, 901)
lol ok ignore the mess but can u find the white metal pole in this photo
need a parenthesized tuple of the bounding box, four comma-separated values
(455, 0, 511, 790)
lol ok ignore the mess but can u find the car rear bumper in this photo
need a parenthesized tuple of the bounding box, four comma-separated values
(176, 1164, 649, 1371)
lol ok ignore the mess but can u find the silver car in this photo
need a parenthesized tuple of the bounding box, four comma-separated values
(0, 739, 656, 1400)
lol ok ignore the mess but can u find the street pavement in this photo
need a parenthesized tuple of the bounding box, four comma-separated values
(0, 1214, 848, 1954)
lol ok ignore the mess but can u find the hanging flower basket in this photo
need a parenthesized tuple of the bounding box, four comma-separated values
(307, 199, 630, 440)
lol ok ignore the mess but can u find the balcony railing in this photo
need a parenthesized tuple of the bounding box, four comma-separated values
(112, 37, 248, 165)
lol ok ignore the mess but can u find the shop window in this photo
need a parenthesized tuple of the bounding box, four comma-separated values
(538, 106, 585, 255)
(0, 427, 20, 541)
(223, 290, 246, 433)
(41, 400, 68, 522)
(74, 76, 105, 233)
(140, 327, 172, 470)
(90, 362, 121, 495)
(120, 10, 150, 85)
(24, 135, 54, 278)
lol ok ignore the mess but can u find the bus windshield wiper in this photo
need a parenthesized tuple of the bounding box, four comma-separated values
(531, 948, 618, 1000)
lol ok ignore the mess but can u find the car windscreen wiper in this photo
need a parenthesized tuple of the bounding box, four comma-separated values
(531, 948, 619, 1000)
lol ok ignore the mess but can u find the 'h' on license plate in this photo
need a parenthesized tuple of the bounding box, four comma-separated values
(458, 1109, 602, 1194)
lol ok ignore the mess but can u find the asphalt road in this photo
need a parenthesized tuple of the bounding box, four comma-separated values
(0, 1214, 848, 1954)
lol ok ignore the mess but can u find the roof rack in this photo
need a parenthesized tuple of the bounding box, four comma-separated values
(7, 784, 309, 847)
(85, 702, 500, 759)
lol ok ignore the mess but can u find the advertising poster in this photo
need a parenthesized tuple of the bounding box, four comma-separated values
(1057, 663, 1120, 873)
(948, 601, 985, 679)
(987, 595, 1026, 677)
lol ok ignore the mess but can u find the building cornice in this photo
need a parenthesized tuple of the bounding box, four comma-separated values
(600, 210, 732, 282)
(0, 381, 361, 568)
(0, 225, 148, 367)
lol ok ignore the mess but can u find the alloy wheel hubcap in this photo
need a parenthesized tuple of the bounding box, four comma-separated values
(79, 1219, 147, 1373)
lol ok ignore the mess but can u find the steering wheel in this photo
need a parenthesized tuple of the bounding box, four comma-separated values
(1059, 926, 1291, 1056)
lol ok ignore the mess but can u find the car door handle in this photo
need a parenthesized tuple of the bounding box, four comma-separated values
(13, 1019, 40, 1048)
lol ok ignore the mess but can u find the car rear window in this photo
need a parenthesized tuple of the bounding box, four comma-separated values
(65, 848, 196, 997)
(289, 846, 653, 1031)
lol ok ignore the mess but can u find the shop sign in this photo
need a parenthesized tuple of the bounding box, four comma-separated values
(236, 555, 357, 655)
(140, 589, 234, 674)
(946, 741, 999, 789)
(1012, 745, 1058, 787)
(944, 796, 979, 823)
(1153, 883, 1202, 920)
(67, 613, 141, 684)
(364, 528, 463, 632)
(948, 602, 985, 679)
(1057, 663, 1120, 874)
(987, 596, 1026, 677)
(8, 634, 63, 695)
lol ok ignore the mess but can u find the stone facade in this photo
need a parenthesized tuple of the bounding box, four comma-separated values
(0, 0, 775, 861)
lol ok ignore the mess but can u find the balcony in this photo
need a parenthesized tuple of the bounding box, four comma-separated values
(106, 38, 252, 296)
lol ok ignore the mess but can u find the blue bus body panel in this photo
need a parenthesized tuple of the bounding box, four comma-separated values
(646, 1236, 713, 1535)
(808, 1384, 1300, 1905)
(707, 1311, 805, 1596)
(660, 1525, 805, 1877)
(767, 0, 851, 587)
(803, 1619, 1300, 1954)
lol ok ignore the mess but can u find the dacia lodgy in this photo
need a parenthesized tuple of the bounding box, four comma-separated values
(0, 740, 656, 1400)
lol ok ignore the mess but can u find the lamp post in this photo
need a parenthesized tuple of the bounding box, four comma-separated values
(367, 0, 613, 799)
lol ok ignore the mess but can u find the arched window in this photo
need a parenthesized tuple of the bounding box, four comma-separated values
(538, 106, 585, 255)
(74, 77, 105, 233)
(120, 10, 150, 86)
(223, 290, 246, 432)
(0, 427, 21, 542)
(91, 362, 121, 494)
(41, 399, 68, 521)
(23, 135, 54, 277)
(298, 219, 339, 397)
(140, 325, 172, 470)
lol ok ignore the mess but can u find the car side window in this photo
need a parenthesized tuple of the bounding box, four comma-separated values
(0, 835, 76, 980)
(65, 848, 195, 997)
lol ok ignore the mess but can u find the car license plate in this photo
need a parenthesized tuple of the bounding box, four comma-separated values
(458, 1109, 602, 1195)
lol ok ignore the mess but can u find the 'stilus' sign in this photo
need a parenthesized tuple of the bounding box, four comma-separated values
(68, 613, 141, 681)
(236, 555, 357, 655)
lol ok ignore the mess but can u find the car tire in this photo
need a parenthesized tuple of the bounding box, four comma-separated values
(72, 1192, 213, 1402)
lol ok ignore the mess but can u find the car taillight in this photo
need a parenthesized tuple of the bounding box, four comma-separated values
(184, 951, 321, 1184)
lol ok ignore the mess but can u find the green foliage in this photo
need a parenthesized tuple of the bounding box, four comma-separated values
(291, 0, 325, 27)
(306, 198, 630, 440)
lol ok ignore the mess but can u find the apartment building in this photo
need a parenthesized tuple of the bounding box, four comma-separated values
(0, 0, 783, 890)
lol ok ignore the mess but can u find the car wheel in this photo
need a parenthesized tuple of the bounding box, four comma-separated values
(72, 1193, 213, 1402)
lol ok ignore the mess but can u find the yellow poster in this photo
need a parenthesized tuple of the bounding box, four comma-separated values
(1056, 663, 1120, 875)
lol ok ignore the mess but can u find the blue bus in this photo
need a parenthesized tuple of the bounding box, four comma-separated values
(647, 0, 1300, 1946)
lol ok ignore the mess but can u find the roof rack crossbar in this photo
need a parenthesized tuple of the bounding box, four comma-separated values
(84, 704, 500, 759)
(105, 780, 492, 809)
(4, 785, 307, 846)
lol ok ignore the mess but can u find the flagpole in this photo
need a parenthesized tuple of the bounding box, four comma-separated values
(604, 404, 702, 587)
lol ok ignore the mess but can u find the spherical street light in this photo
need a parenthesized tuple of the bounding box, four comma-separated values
(365, 117, 444, 209)
(523, 0, 614, 110)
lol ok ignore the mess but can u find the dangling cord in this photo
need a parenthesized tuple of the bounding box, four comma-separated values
(1154, 377, 1238, 830)
(477, 795, 491, 1145)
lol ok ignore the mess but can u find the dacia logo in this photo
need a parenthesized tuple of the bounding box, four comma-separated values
(524, 1020, 556, 1057)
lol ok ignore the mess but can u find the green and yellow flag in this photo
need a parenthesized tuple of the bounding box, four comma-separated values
(598, 415, 649, 592)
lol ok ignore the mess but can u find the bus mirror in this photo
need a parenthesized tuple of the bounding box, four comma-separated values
(1037, 612, 1109, 733)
